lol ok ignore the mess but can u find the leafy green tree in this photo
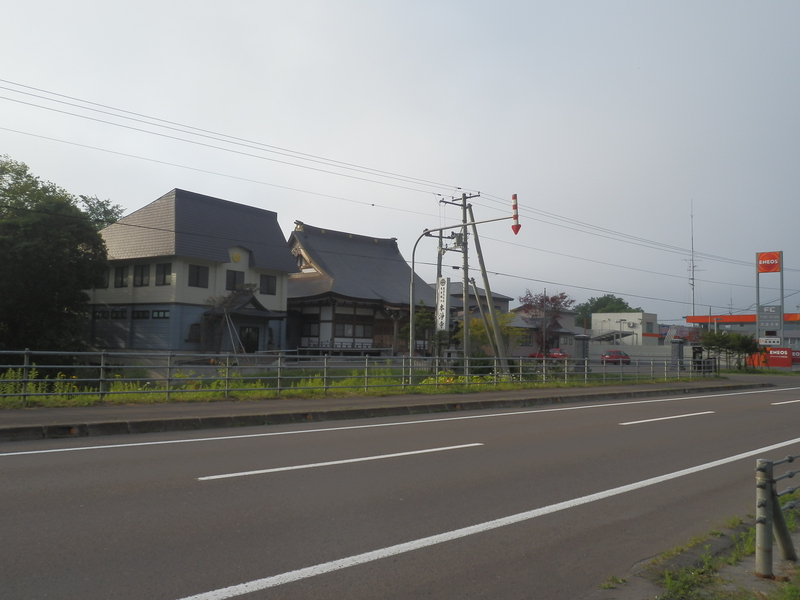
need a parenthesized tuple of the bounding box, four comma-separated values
(77, 195, 124, 229)
(573, 294, 642, 330)
(699, 331, 762, 370)
(0, 157, 113, 352)
(453, 310, 517, 356)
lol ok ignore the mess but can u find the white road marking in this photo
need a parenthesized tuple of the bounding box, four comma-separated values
(620, 411, 714, 425)
(198, 443, 483, 480)
(175, 435, 800, 600)
(3, 386, 798, 457)
(772, 398, 800, 405)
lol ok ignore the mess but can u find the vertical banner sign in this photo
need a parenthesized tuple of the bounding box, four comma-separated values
(436, 277, 450, 332)
(755, 251, 784, 347)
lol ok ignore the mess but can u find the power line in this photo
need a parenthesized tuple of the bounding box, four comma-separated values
(3, 79, 790, 283)
(0, 78, 468, 193)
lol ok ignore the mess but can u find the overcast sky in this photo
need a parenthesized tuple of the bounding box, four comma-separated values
(2, 1, 798, 323)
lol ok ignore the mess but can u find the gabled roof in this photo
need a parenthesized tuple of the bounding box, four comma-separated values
(100, 189, 296, 272)
(508, 310, 574, 335)
(288, 222, 435, 307)
(204, 292, 285, 319)
(434, 281, 513, 302)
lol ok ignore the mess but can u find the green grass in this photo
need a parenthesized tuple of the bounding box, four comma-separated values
(0, 361, 721, 408)
(642, 501, 800, 600)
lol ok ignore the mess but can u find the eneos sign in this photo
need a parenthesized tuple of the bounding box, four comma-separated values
(767, 348, 792, 368)
(757, 251, 782, 273)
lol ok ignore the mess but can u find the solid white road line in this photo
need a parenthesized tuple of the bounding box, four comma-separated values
(197, 443, 484, 480)
(175, 435, 800, 600)
(772, 399, 800, 405)
(620, 411, 714, 425)
(4, 386, 798, 457)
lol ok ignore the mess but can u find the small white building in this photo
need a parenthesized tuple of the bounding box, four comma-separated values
(591, 312, 661, 346)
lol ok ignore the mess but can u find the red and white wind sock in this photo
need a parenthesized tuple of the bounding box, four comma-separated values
(511, 194, 521, 235)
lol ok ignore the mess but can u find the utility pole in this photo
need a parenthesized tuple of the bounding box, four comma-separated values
(468, 204, 509, 374)
(409, 193, 519, 376)
(439, 192, 480, 374)
(461, 194, 470, 374)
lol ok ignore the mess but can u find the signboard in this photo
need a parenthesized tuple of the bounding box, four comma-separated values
(767, 348, 792, 368)
(758, 305, 782, 330)
(757, 251, 782, 273)
(749, 347, 793, 368)
(759, 337, 781, 346)
(435, 277, 450, 332)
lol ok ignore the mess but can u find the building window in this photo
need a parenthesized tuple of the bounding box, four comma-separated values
(260, 274, 277, 295)
(152, 310, 170, 319)
(156, 263, 172, 286)
(301, 321, 319, 337)
(93, 310, 109, 319)
(133, 265, 150, 287)
(111, 308, 127, 319)
(188, 265, 209, 288)
(114, 266, 128, 288)
(132, 310, 150, 319)
(334, 314, 373, 339)
(226, 270, 245, 291)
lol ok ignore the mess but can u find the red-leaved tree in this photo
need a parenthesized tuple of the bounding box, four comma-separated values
(518, 290, 575, 353)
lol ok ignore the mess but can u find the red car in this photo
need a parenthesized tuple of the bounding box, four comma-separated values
(600, 350, 631, 365)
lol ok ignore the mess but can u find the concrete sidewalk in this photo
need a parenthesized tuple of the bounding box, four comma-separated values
(0, 374, 783, 442)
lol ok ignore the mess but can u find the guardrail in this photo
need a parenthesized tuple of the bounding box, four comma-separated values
(0, 350, 718, 407)
(755, 455, 800, 578)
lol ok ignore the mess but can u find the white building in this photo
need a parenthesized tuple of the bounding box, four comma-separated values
(591, 312, 661, 346)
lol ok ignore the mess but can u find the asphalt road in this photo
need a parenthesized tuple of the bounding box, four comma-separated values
(3, 383, 800, 599)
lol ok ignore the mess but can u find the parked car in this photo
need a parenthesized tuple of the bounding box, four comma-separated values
(529, 349, 570, 360)
(600, 350, 631, 365)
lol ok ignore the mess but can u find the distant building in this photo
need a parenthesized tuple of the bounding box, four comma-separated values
(686, 313, 800, 348)
(286, 222, 436, 355)
(590, 312, 661, 346)
(87, 189, 296, 353)
(506, 305, 577, 357)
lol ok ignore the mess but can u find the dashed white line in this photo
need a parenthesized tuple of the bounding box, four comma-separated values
(174, 435, 800, 600)
(3, 386, 798, 457)
(620, 411, 715, 425)
(198, 443, 484, 480)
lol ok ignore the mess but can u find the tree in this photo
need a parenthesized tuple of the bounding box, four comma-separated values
(0, 157, 113, 352)
(77, 195, 124, 229)
(453, 310, 517, 356)
(573, 294, 642, 330)
(517, 290, 575, 353)
(699, 331, 762, 370)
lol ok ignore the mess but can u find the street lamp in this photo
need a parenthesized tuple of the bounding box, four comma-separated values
(616, 319, 627, 345)
(408, 215, 515, 359)
(711, 316, 721, 334)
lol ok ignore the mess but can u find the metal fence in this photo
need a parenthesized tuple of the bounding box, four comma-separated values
(755, 455, 800, 578)
(0, 349, 719, 406)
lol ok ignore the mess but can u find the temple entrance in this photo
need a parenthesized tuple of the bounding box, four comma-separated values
(239, 326, 259, 353)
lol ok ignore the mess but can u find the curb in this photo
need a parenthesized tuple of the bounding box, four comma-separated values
(0, 382, 771, 443)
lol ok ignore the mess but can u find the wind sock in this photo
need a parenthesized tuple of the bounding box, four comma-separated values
(511, 194, 521, 235)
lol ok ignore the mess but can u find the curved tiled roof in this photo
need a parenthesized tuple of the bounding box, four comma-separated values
(288, 222, 435, 308)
